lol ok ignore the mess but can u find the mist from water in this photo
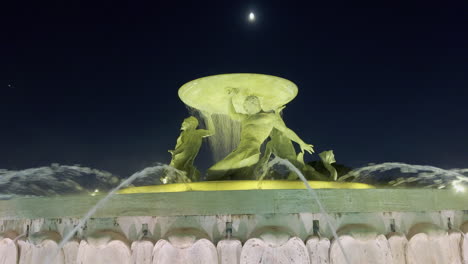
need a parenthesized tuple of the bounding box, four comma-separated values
(1, 161, 467, 199)
(0, 159, 466, 263)
(0, 164, 119, 198)
(339, 162, 468, 191)
(44, 164, 173, 264)
(269, 156, 351, 264)
(199, 111, 241, 162)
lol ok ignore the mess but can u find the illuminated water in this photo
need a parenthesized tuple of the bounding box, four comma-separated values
(269, 157, 351, 264)
(339, 162, 468, 191)
(1, 161, 467, 263)
(1, 162, 467, 197)
(199, 111, 241, 162)
(44, 165, 171, 263)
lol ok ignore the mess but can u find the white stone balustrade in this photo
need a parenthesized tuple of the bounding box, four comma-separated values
(0, 231, 17, 264)
(0, 223, 467, 264)
(0, 189, 466, 264)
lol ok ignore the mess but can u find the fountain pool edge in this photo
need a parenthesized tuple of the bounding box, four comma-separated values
(0, 188, 467, 219)
(117, 180, 374, 194)
(1, 188, 467, 263)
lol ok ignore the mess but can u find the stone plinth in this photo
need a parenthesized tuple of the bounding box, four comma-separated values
(0, 189, 467, 263)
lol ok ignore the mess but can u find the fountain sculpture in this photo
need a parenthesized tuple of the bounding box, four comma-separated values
(170, 73, 335, 182)
(0, 73, 467, 264)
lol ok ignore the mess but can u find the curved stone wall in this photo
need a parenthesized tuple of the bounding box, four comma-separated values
(0, 216, 467, 263)
(0, 189, 467, 263)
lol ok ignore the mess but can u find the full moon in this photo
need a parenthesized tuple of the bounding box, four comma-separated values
(248, 12, 255, 22)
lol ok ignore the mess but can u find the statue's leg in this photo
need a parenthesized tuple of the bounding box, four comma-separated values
(256, 142, 273, 184)
(207, 148, 260, 180)
(284, 159, 305, 180)
(183, 157, 201, 182)
(208, 148, 260, 171)
(301, 164, 330, 181)
(185, 165, 200, 182)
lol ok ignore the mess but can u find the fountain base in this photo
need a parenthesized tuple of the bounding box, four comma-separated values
(1, 188, 467, 263)
(118, 180, 373, 194)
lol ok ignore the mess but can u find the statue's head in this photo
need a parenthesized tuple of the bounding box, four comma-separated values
(243, 95, 262, 114)
(181, 116, 198, 130)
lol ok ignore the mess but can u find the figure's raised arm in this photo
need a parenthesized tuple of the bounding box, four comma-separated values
(272, 116, 314, 154)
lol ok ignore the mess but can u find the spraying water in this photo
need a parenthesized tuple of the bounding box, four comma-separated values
(269, 156, 351, 264)
(339, 162, 468, 190)
(187, 107, 241, 162)
(44, 164, 171, 264)
(12, 233, 27, 242)
(200, 112, 241, 162)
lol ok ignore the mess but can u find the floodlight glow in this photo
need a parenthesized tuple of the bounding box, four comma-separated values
(118, 180, 374, 194)
(454, 183, 465, 193)
(91, 189, 100, 196)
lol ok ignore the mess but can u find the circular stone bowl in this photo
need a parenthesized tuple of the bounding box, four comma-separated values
(117, 180, 374, 194)
(178, 73, 298, 114)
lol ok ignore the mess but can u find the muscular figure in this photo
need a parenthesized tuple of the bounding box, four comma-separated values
(168, 116, 213, 181)
(255, 106, 313, 180)
(207, 90, 313, 180)
(255, 106, 337, 181)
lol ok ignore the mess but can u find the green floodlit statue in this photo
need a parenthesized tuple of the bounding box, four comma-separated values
(206, 88, 313, 180)
(318, 150, 338, 181)
(168, 116, 213, 181)
(173, 73, 338, 181)
(255, 106, 337, 181)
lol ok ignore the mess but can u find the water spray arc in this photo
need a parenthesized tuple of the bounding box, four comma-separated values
(269, 156, 352, 264)
(44, 165, 170, 264)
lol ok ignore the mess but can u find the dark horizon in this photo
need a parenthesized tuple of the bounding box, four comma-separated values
(1, 0, 467, 177)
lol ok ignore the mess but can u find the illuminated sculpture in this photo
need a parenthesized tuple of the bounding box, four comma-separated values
(318, 150, 338, 181)
(168, 116, 213, 181)
(174, 73, 335, 181)
(206, 89, 313, 180)
(255, 106, 337, 181)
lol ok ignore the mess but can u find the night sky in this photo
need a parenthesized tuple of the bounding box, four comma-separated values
(1, 0, 467, 177)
